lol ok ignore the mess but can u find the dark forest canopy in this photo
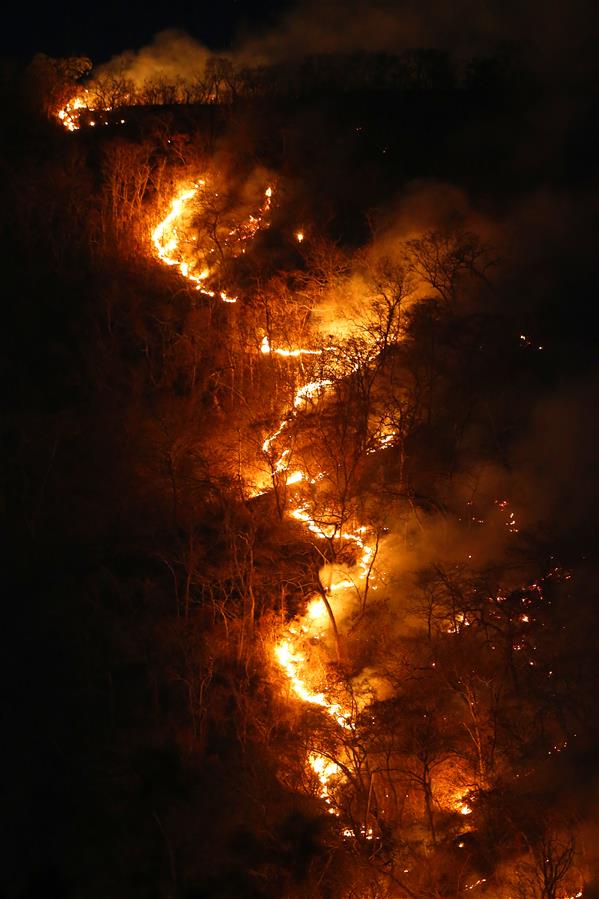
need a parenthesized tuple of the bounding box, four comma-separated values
(2, 38, 598, 899)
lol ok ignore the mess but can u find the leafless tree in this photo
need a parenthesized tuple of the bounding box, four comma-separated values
(406, 229, 497, 307)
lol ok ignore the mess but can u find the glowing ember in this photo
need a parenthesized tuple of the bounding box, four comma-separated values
(495, 498, 519, 533)
(343, 825, 374, 840)
(465, 878, 487, 891)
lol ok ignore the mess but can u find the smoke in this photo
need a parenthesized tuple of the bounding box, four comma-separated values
(369, 370, 599, 619)
(85, 0, 598, 91)
(94, 28, 210, 88)
(235, 0, 474, 63)
(510, 375, 599, 539)
(309, 178, 599, 612)
(233, 0, 598, 79)
(370, 182, 476, 243)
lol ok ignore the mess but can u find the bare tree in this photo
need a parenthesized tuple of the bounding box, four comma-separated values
(406, 229, 497, 307)
(514, 820, 580, 899)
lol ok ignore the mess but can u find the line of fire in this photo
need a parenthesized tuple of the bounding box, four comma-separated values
(3, 37, 598, 899)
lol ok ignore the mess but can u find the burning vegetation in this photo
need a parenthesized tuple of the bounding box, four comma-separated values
(3, 37, 598, 899)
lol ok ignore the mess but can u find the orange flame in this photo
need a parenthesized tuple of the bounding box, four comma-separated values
(151, 181, 273, 302)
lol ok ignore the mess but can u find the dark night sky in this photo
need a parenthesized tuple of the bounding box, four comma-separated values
(3, 0, 294, 62)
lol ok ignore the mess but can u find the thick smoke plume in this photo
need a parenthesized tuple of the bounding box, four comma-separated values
(94, 28, 209, 88)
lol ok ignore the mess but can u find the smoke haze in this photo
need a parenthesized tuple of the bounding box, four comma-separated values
(88, 0, 598, 85)
(95, 28, 210, 86)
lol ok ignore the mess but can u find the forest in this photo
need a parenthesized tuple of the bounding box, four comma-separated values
(1, 41, 598, 899)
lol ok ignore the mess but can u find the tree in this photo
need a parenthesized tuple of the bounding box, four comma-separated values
(512, 819, 581, 899)
(89, 72, 135, 109)
(406, 229, 496, 307)
(204, 56, 239, 103)
(101, 139, 152, 245)
(25, 53, 91, 118)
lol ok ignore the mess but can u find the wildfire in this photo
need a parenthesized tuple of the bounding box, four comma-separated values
(274, 598, 353, 821)
(309, 752, 341, 808)
(150, 179, 364, 813)
(260, 330, 382, 827)
(148, 177, 483, 847)
(260, 336, 322, 357)
(151, 182, 217, 290)
(271, 481, 379, 820)
(57, 91, 125, 131)
(449, 788, 475, 817)
(151, 181, 273, 301)
(274, 639, 350, 728)
(293, 379, 334, 408)
(57, 94, 89, 131)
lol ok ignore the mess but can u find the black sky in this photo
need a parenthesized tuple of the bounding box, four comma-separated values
(3, 0, 294, 62)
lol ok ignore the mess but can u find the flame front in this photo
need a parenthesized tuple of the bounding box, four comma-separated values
(151, 182, 219, 293)
(275, 637, 350, 729)
(150, 177, 360, 803)
(56, 91, 125, 131)
(151, 180, 273, 302)
(147, 177, 533, 856)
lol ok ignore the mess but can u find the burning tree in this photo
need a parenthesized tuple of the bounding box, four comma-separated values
(26, 53, 91, 119)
